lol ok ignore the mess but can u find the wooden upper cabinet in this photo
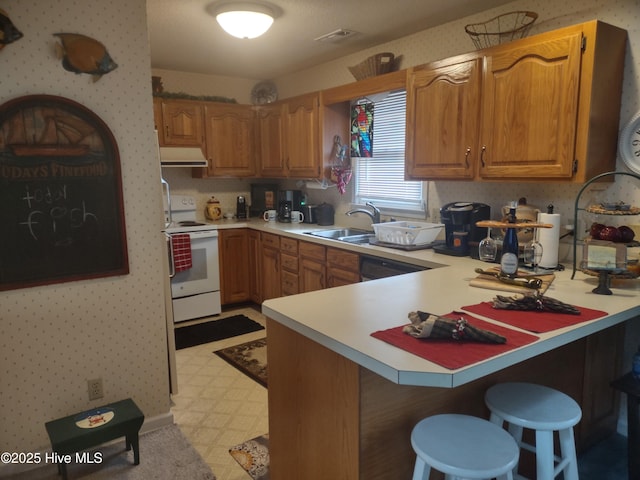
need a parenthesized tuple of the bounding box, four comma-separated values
(406, 58, 481, 180)
(257, 102, 287, 177)
(478, 32, 582, 179)
(405, 20, 626, 183)
(204, 103, 256, 177)
(284, 93, 322, 178)
(158, 99, 205, 147)
(257, 93, 322, 179)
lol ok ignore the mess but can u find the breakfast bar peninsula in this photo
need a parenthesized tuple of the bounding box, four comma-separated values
(262, 253, 640, 480)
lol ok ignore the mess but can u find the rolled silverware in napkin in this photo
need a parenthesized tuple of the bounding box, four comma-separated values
(404, 311, 506, 344)
(491, 294, 580, 314)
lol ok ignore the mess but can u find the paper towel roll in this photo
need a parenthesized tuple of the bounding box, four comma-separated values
(537, 212, 561, 268)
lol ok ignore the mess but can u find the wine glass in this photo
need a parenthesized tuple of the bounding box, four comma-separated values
(478, 228, 497, 262)
(524, 229, 544, 273)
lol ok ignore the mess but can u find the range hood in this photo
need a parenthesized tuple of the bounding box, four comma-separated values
(159, 146, 207, 167)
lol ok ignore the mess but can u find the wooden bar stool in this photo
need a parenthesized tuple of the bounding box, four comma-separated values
(485, 382, 582, 480)
(411, 413, 519, 480)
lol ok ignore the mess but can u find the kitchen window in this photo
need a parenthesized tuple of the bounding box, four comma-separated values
(353, 90, 425, 217)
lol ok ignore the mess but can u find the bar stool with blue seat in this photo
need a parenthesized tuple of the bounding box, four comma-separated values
(485, 382, 582, 480)
(411, 413, 520, 480)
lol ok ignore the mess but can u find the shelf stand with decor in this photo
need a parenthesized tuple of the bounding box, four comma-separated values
(571, 171, 640, 293)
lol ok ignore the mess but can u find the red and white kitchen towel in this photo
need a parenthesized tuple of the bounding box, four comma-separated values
(171, 234, 192, 272)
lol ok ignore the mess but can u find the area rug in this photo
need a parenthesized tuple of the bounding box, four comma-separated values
(175, 315, 264, 350)
(215, 338, 268, 387)
(229, 434, 269, 480)
(5, 424, 215, 479)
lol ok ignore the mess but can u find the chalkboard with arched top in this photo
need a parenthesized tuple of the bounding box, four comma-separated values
(0, 95, 129, 291)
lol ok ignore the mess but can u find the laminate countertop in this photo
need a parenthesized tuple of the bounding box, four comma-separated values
(208, 218, 640, 387)
(256, 225, 640, 387)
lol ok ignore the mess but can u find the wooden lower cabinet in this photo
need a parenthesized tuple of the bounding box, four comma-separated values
(326, 247, 360, 287)
(247, 230, 261, 303)
(220, 230, 361, 302)
(299, 241, 326, 292)
(267, 319, 624, 480)
(218, 229, 250, 305)
(261, 232, 281, 301)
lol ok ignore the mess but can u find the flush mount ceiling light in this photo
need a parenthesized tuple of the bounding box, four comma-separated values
(212, 2, 275, 39)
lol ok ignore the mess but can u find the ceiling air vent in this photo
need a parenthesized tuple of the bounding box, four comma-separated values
(314, 29, 358, 43)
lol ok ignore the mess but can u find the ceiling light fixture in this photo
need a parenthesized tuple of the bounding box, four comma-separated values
(213, 3, 274, 39)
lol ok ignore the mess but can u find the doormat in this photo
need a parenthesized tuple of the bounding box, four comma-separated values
(215, 338, 267, 387)
(175, 315, 264, 350)
(229, 434, 269, 480)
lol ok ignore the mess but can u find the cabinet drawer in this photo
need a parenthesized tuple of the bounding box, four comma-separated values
(299, 241, 326, 261)
(281, 252, 299, 272)
(261, 232, 280, 249)
(327, 247, 359, 271)
(281, 270, 299, 296)
(280, 237, 299, 254)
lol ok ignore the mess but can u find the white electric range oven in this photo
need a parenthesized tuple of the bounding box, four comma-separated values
(164, 195, 221, 323)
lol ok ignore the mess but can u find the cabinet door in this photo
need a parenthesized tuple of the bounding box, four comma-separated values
(257, 103, 287, 177)
(299, 258, 325, 293)
(327, 267, 360, 288)
(406, 58, 481, 180)
(159, 99, 205, 147)
(326, 247, 360, 287)
(204, 103, 256, 177)
(261, 234, 281, 300)
(248, 230, 261, 303)
(479, 32, 583, 179)
(218, 229, 250, 305)
(285, 93, 321, 178)
(299, 240, 326, 293)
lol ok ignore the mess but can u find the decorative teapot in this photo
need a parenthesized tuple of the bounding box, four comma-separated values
(501, 197, 540, 243)
(205, 196, 222, 221)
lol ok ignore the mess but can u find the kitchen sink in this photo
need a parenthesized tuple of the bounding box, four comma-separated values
(305, 228, 375, 244)
(339, 233, 376, 244)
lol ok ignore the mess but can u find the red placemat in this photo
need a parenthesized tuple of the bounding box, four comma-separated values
(461, 302, 608, 334)
(370, 313, 539, 370)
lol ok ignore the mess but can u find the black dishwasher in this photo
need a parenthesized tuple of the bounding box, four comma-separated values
(360, 255, 427, 281)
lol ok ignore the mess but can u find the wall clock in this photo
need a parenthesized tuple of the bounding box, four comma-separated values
(619, 111, 640, 174)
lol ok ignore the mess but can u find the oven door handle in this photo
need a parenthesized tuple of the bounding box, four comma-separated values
(166, 233, 176, 278)
(162, 177, 172, 229)
(187, 230, 219, 239)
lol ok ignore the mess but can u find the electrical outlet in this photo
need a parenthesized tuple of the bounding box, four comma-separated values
(88, 378, 103, 400)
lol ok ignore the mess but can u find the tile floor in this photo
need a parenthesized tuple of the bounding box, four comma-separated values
(172, 306, 629, 480)
(171, 306, 268, 480)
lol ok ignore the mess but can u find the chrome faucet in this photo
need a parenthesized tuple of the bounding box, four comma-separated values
(346, 202, 381, 225)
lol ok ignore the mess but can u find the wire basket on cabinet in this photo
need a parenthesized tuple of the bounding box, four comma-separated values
(348, 52, 401, 81)
(465, 11, 538, 49)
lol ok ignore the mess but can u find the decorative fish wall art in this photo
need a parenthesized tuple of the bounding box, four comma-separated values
(0, 8, 23, 50)
(53, 33, 117, 82)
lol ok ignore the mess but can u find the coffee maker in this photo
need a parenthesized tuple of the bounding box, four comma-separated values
(278, 190, 303, 212)
(278, 200, 292, 222)
(433, 202, 490, 257)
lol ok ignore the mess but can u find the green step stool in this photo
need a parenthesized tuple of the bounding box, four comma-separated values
(45, 398, 144, 480)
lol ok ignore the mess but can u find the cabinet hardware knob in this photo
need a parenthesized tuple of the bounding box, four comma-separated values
(465, 147, 471, 168)
(480, 145, 487, 167)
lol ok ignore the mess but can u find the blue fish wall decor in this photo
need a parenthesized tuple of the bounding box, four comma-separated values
(0, 8, 23, 50)
(53, 33, 117, 82)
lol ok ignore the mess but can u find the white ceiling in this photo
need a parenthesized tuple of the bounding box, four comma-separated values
(147, 0, 515, 80)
